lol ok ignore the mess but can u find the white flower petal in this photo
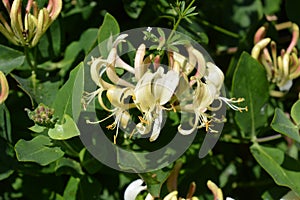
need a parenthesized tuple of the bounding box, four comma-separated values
(153, 69, 179, 105)
(150, 108, 163, 141)
(106, 48, 135, 88)
(134, 71, 156, 112)
(206, 62, 224, 91)
(124, 179, 147, 200)
(279, 79, 292, 91)
(226, 197, 235, 200)
(134, 44, 147, 80)
(193, 79, 216, 111)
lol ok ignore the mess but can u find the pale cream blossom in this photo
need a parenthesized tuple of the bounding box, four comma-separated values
(85, 29, 246, 142)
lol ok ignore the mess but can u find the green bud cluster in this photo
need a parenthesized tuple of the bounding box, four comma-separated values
(26, 103, 57, 128)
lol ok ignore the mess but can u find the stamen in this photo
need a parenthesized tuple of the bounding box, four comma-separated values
(138, 116, 150, 125)
(86, 113, 115, 124)
(219, 97, 248, 112)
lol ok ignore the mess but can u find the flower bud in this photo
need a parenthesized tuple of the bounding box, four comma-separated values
(0, 71, 9, 104)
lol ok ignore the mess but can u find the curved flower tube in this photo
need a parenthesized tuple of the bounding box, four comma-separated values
(0, 71, 9, 104)
(0, 0, 62, 47)
(251, 22, 300, 96)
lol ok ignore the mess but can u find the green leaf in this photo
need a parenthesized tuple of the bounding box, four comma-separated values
(97, 13, 120, 57)
(63, 177, 80, 200)
(52, 62, 84, 122)
(79, 28, 98, 54)
(48, 114, 80, 140)
(122, 0, 146, 19)
(232, 52, 269, 138)
(0, 44, 25, 74)
(29, 124, 46, 133)
(55, 157, 84, 176)
(139, 168, 171, 197)
(291, 100, 300, 125)
(15, 135, 64, 166)
(271, 108, 300, 142)
(250, 143, 300, 197)
(12, 74, 61, 105)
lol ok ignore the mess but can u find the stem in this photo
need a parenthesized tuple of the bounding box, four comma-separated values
(256, 134, 282, 143)
(24, 46, 38, 95)
(198, 19, 240, 39)
(24, 46, 37, 71)
(167, 0, 196, 42)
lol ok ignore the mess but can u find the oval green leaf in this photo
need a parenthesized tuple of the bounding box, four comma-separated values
(271, 108, 300, 142)
(232, 52, 269, 138)
(15, 135, 64, 166)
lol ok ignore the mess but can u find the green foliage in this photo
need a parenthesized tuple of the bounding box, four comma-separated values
(15, 135, 64, 166)
(1, 0, 300, 199)
(232, 52, 269, 138)
(0, 45, 25, 74)
(251, 143, 300, 197)
(271, 108, 300, 142)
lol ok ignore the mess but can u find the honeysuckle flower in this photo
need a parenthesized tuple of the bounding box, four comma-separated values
(134, 67, 179, 141)
(124, 179, 199, 200)
(251, 22, 300, 97)
(0, 71, 9, 104)
(124, 179, 147, 200)
(178, 60, 246, 135)
(0, 0, 62, 47)
(207, 180, 235, 200)
(85, 28, 246, 143)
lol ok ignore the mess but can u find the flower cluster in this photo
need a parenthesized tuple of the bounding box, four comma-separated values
(251, 22, 300, 97)
(0, 0, 62, 47)
(0, 71, 9, 104)
(84, 29, 246, 143)
(26, 103, 56, 128)
(123, 179, 234, 200)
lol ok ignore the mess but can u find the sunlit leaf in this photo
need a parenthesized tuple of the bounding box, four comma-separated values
(15, 135, 64, 166)
(48, 114, 80, 140)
